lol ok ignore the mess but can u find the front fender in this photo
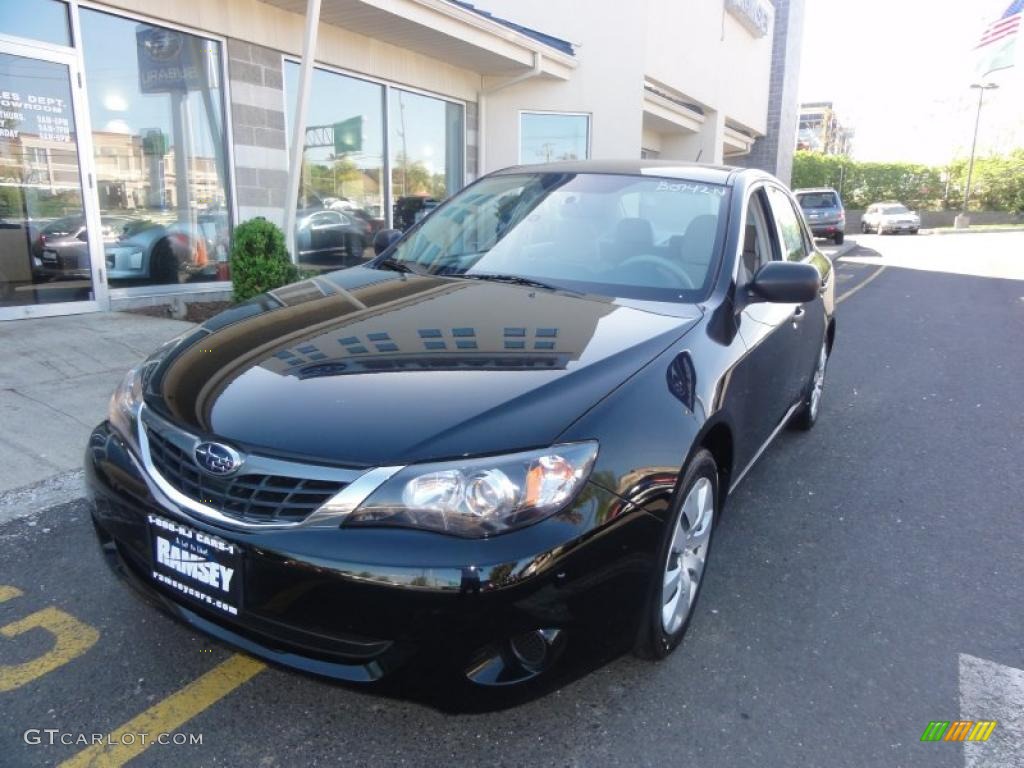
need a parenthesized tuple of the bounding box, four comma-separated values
(556, 344, 704, 516)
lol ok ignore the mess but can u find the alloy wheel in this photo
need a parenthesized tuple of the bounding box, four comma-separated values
(809, 340, 828, 420)
(661, 477, 714, 634)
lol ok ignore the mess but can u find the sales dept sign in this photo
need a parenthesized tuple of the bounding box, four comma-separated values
(725, 0, 771, 38)
(136, 26, 206, 93)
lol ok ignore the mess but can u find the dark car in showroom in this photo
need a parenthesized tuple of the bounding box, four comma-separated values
(87, 161, 835, 692)
(794, 187, 845, 244)
(32, 215, 132, 281)
(295, 208, 371, 268)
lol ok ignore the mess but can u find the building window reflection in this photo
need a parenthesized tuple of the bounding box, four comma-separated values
(519, 112, 590, 164)
(284, 63, 386, 275)
(389, 88, 464, 231)
(80, 10, 232, 287)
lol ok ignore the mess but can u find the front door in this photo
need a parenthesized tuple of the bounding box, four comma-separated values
(0, 40, 105, 319)
(729, 186, 804, 473)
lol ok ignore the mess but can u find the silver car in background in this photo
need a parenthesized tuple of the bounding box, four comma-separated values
(861, 203, 920, 235)
(794, 188, 846, 244)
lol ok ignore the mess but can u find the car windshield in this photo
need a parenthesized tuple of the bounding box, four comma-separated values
(882, 205, 909, 214)
(380, 172, 729, 302)
(797, 192, 838, 209)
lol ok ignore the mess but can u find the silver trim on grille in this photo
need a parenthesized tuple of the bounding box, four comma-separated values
(136, 405, 403, 530)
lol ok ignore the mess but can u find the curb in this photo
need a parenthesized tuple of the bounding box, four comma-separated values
(0, 470, 85, 524)
(921, 226, 1024, 236)
(827, 241, 858, 261)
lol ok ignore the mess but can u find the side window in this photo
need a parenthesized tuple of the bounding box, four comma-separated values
(766, 186, 809, 262)
(738, 189, 777, 284)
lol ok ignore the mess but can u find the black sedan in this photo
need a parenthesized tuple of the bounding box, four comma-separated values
(86, 161, 834, 692)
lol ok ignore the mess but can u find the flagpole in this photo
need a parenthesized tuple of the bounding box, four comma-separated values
(956, 82, 999, 229)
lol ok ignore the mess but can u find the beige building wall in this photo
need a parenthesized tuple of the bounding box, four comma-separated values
(482, 0, 774, 167)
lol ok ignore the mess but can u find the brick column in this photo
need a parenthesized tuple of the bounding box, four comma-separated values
(226, 39, 290, 227)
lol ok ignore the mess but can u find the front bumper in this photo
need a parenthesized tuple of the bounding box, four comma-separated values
(879, 222, 918, 233)
(85, 422, 661, 686)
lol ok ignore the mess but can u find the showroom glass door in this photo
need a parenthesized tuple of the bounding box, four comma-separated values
(0, 40, 104, 319)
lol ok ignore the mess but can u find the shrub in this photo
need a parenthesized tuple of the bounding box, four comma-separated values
(230, 218, 299, 302)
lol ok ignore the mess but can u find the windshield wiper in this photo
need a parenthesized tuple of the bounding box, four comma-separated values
(374, 257, 429, 275)
(457, 273, 562, 291)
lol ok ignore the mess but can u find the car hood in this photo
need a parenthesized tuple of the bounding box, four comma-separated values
(144, 268, 702, 467)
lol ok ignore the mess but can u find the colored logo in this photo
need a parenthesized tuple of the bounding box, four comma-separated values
(921, 721, 997, 742)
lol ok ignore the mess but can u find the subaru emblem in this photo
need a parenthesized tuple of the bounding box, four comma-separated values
(194, 442, 242, 476)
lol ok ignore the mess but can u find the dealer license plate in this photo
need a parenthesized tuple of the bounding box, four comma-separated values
(148, 514, 241, 616)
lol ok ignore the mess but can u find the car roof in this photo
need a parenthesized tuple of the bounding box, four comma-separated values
(491, 159, 771, 186)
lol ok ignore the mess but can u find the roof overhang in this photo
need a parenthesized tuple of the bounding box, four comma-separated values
(642, 90, 704, 135)
(723, 124, 756, 157)
(259, 0, 577, 78)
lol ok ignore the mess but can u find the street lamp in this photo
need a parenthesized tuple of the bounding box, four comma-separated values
(957, 82, 999, 228)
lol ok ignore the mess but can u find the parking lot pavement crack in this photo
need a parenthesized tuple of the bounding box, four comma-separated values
(8, 386, 100, 429)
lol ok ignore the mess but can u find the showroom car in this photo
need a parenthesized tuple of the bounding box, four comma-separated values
(861, 202, 921, 234)
(295, 208, 371, 267)
(32, 215, 132, 282)
(86, 161, 835, 690)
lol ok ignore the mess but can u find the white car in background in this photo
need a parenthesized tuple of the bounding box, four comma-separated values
(861, 203, 921, 235)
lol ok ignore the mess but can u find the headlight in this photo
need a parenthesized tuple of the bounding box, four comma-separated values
(108, 364, 144, 451)
(344, 442, 599, 537)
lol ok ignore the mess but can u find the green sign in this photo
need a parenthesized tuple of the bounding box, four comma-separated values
(333, 116, 363, 155)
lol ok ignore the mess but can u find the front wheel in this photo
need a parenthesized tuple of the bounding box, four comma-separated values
(634, 450, 717, 660)
(860, 222, 869, 233)
(791, 337, 829, 431)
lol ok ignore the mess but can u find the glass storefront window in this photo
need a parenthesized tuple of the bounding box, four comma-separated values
(520, 112, 590, 164)
(389, 88, 464, 231)
(0, 52, 93, 307)
(0, 0, 71, 47)
(284, 63, 385, 274)
(80, 10, 232, 287)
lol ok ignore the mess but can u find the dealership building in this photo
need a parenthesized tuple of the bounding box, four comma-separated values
(0, 0, 801, 319)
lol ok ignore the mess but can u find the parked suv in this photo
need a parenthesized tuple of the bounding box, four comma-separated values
(861, 202, 920, 235)
(795, 188, 845, 244)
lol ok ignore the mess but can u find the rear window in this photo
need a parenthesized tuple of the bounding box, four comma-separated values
(797, 192, 839, 209)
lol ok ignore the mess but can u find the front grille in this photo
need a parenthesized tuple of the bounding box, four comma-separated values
(145, 427, 347, 523)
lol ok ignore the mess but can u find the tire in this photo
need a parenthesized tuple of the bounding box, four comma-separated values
(149, 238, 179, 284)
(833, 232, 844, 245)
(634, 449, 718, 660)
(791, 336, 829, 431)
(860, 222, 869, 234)
(910, 229, 919, 235)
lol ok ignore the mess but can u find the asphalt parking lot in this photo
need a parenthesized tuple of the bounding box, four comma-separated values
(1, 233, 1022, 767)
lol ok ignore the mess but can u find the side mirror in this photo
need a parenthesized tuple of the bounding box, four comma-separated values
(748, 261, 820, 304)
(373, 228, 402, 256)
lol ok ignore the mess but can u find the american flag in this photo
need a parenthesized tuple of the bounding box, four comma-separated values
(976, 0, 1022, 50)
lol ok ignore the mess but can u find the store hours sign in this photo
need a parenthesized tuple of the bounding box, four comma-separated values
(0, 90, 71, 143)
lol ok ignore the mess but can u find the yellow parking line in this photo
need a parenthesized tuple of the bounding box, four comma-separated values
(60, 654, 266, 768)
(837, 265, 886, 304)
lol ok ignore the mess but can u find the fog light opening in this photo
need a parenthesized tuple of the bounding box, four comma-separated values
(509, 628, 561, 671)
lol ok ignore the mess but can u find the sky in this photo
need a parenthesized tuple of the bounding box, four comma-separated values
(798, 0, 1024, 164)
